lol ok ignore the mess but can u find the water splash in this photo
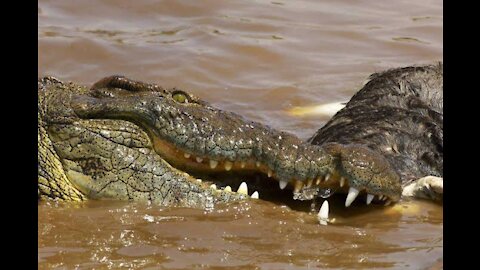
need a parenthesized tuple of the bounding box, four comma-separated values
(318, 187, 335, 199)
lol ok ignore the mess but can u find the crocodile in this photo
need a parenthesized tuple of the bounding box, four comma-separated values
(38, 63, 442, 209)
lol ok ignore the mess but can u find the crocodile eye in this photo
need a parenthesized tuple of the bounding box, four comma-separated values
(172, 91, 188, 103)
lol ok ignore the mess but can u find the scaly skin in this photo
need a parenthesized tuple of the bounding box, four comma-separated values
(38, 77, 248, 207)
(38, 64, 442, 207)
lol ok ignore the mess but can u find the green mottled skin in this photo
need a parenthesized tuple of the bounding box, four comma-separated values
(38, 77, 247, 207)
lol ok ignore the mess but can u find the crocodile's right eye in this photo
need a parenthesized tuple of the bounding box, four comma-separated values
(172, 91, 188, 103)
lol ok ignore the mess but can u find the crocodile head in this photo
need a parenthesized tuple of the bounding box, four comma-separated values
(38, 76, 401, 208)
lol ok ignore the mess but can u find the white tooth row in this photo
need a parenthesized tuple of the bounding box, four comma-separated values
(184, 152, 302, 188)
(186, 154, 378, 208)
(183, 152, 284, 180)
(278, 173, 338, 191)
(318, 192, 390, 226)
(183, 153, 261, 198)
(182, 152, 237, 171)
(206, 181, 259, 199)
(192, 155, 394, 207)
(345, 187, 390, 207)
(277, 173, 391, 208)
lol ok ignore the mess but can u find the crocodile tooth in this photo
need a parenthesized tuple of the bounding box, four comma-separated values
(279, 180, 288, 190)
(316, 176, 323, 185)
(225, 161, 233, 171)
(184, 153, 191, 159)
(256, 161, 261, 167)
(325, 174, 331, 181)
(210, 184, 217, 190)
(267, 170, 273, 178)
(339, 177, 345, 187)
(294, 181, 304, 193)
(196, 157, 203, 163)
(251, 191, 259, 199)
(224, 186, 232, 192)
(306, 179, 313, 188)
(318, 200, 329, 225)
(237, 182, 248, 195)
(240, 161, 246, 168)
(210, 160, 218, 169)
(366, 194, 374, 205)
(385, 200, 392, 206)
(345, 187, 360, 207)
(196, 179, 202, 182)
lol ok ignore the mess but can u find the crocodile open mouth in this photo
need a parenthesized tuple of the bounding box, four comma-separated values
(150, 135, 398, 208)
(139, 135, 399, 225)
(69, 75, 402, 210)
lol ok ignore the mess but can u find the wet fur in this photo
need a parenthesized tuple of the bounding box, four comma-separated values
(309, 63, 443, 186)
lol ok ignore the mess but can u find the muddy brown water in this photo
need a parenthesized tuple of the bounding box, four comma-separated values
(38, 0, 443, 269)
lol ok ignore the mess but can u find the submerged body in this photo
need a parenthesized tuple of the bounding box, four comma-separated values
(38, 63, 442, 208)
